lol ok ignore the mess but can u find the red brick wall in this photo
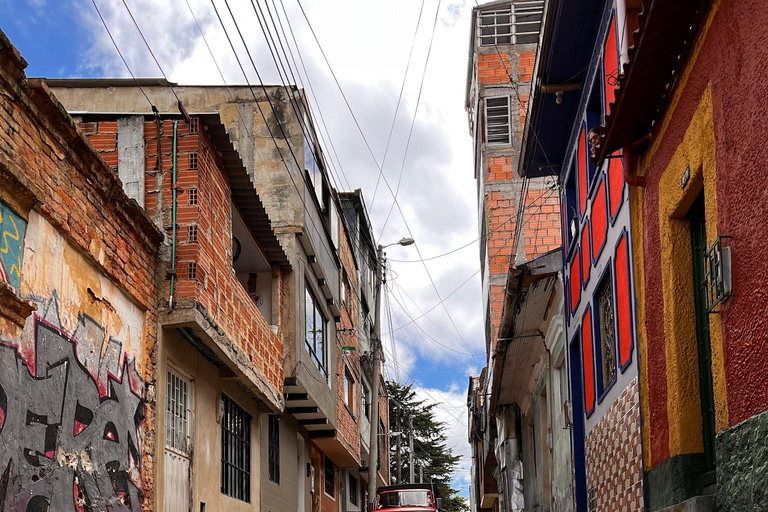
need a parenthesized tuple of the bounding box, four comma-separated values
(585, 378, 644, 512)
(478, 53, 511, 84)
(79, 118, 284, 395)
(0, 40, 161, 511)
(336, 213, 362, 464)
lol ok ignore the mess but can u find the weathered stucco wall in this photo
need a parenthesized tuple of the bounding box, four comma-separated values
(0, 32, 161, 511)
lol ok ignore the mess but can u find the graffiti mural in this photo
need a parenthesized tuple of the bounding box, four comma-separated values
(0, 293, 144, 511)
(0, 199, 26, 291)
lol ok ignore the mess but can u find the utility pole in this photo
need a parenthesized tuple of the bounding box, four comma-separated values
(367, 237, 413, 512)
(396, 405, 401, 483)
(409, 415, 415, 484)
(367, 244, 384, 512)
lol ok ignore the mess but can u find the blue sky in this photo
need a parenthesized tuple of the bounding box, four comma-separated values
(3, 0, 481, 494)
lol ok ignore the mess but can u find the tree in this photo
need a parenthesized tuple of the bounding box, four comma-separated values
(387, 380, 469, 512)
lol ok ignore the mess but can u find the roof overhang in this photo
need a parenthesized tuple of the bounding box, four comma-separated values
(518, 0, 605, 178)
(489, 248, 561, 412)
(596, 0, 710, 161)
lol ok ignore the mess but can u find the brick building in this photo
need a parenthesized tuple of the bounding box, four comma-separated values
(48, 79, 389, 512)
(464, 2, 568, 512)
(0, 31, 162, 510)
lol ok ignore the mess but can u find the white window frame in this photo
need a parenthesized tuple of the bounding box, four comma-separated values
(485, 96, 512, 145)
(478, 1, 544, 46)
(165, 366, 193, 456)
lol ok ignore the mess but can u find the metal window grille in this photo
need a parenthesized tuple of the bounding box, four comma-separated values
(268, 414, 280, 484)
(165, 370, 189, 453)
(188, 188, 198, 206)
(597, 275, 616, 387)
(479, 1, 544, 46)
(221, 395, 251, 502)
(188, 224, 198, 243)
(324, 456, 335, 496)
(189, 152, 198, 170)
(190, 117, 199, 134)
(349, 474, 358, 506)
(485, 97, 511, 145)
(187, 262, 197, 280)
(705, 236, 733, 313)
(305, 285, 328, 377)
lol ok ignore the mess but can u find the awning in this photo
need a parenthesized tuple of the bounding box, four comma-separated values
(597, 0, 710, 160)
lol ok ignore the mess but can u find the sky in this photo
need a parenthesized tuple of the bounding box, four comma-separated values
(1, 0, 484, 494)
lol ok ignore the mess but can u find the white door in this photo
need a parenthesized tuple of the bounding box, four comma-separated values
(164, 369, 193, 512)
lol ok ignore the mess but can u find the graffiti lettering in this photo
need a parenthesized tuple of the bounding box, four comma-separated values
(0, 295, 144, 511)
(0, 199, 26, 291)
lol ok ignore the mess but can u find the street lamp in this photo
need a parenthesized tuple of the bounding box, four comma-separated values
(368, 236, 414, 512)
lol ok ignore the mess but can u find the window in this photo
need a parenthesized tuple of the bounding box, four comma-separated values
(330, 199, 339, 249)
(221, 395, 251, 502)
(268, 414, 280, 484)
(305, 285, 327, 376)
(344, 368, 354, 411)
(341, 275, 348, 305)
(188, 224, 198, 243)
(324, 456, 335, 497)
(190, 117, 199, 134)
(188, 188, 198, 205)
(304, 133, 324, 209)
(485, 97, 511, 145)
(596, 273, 616, 393)
(166, 370, 190, 452)
(362, 380, 371, 419)
(349, 474, 359, 506)
(189, 152, 198, 170)
(187, 262, 197, 280)
(478, 1, 544, 46)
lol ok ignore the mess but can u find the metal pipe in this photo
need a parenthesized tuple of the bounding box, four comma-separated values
(169, 120, 180, 308)
(623, 134, 646, 187)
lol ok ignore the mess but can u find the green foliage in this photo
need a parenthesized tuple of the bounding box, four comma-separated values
(386, 380, 468, 512)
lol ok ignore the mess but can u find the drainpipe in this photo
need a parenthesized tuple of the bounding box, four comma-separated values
(623, 134, 646, 187)
(169, 120, 180, 308)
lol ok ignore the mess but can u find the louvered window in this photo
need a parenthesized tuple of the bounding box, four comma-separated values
(485, 97, 511, 145)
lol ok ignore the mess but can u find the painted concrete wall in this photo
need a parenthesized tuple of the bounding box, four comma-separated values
(155, 329, 263, 512)
(629, 0, 768, 508)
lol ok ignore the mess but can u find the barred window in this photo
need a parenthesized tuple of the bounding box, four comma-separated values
(188, 188, 198, 205)
(268, 414, 280, 484)
(188, 224, 198, 243)
(189, 152, 198, 170)
(165, 370, 190, 453)
(479, 1, 544, 46)
(187, 262, 197, 280)
(324, 456, 335, 497)
(305, 285, 327, 376)
(349, 474, 359, 506)
(485, 97, 511, 145)
(221, 395, 251, 502)
(596, 274, 616, 392)
(190, 117, 199, 134)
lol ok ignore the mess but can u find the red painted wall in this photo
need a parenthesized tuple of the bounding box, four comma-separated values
(640, 0, 768, 468)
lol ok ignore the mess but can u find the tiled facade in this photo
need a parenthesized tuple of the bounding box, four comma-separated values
(585, 378, 643, 512)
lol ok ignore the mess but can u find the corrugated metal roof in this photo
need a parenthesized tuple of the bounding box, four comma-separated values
(597, 0, 710, 160)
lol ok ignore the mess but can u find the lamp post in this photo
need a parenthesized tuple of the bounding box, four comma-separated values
(368, 237, 414, 512)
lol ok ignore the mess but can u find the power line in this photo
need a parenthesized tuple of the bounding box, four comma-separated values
(293, 0, 475, 357)
(378, 0, 442, 239)
(90, 0, 155, 111)
(369, 0, 428, 209)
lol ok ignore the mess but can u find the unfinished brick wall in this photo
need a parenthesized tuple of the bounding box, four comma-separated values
(0, 32, 162, 511)
(335, 213, 362, 465)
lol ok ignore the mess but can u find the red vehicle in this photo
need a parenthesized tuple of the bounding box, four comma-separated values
(375, 483, 442, 511)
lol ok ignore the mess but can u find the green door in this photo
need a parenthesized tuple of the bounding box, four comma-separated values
(688, 195, 717, 480)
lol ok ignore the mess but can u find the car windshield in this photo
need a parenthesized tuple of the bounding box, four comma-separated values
(378, 490, 432, 508)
